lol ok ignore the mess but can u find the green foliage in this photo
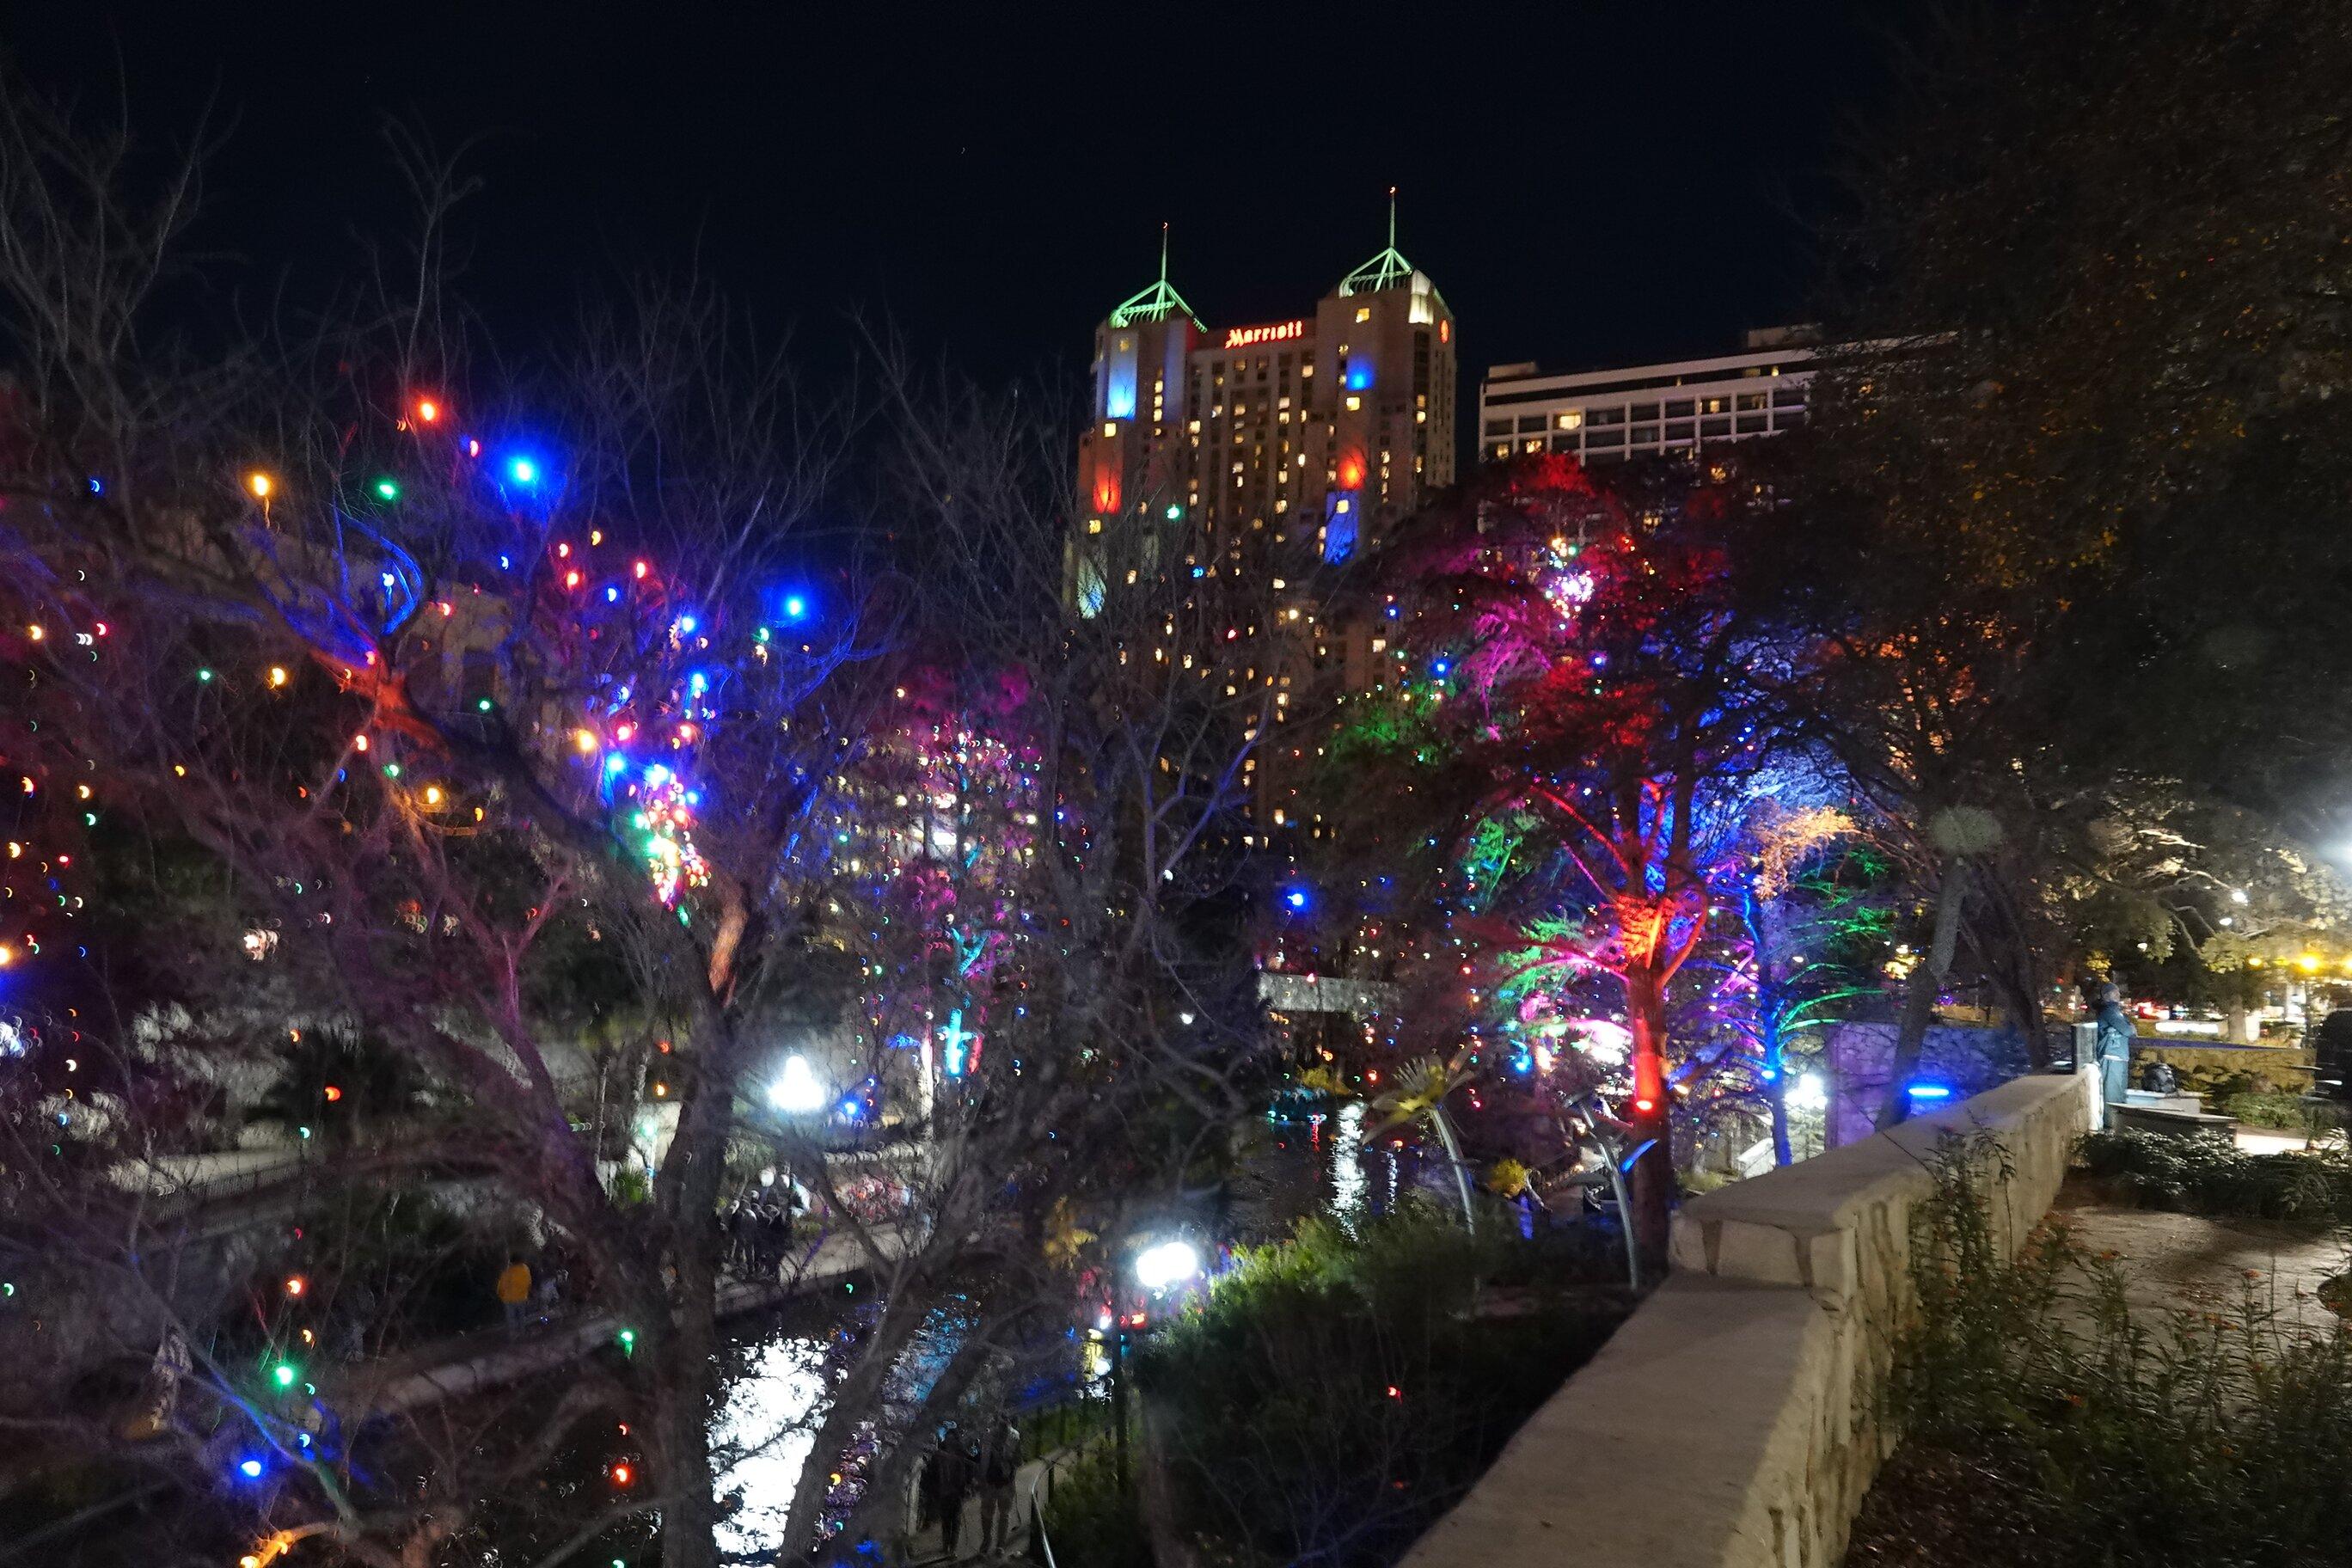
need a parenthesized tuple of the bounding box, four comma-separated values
(1136, 1205, 1627, 1568)
(607, 1167, 652, 1207)
(1037, 1447, 1151, 1568)
(2078, 1130, 2352, 1223)
(2220, 1090, 2346, 1136)
(1865, 1135, 2352, 1567)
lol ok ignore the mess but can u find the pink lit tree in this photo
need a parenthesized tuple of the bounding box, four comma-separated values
(1366, 456, 1814, 1266)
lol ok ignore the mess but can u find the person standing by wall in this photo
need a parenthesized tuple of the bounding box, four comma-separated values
(494, 1255, 532, 1339)
(2093, 982, 2135, 1112)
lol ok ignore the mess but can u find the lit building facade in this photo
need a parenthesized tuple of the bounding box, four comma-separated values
(1478, 327, 1817, 465)
(1068, 217, 1460, 848)
(1075, 217, 1457, 595)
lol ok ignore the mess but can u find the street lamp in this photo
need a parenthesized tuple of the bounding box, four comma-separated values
(766, 1054, 826, 1115)
(1132, 1239, 1202, 1293)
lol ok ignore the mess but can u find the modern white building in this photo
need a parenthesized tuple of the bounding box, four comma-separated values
(1478, 327, 1820, 464)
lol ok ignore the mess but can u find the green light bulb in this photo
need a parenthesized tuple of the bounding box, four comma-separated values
(373, 477, 401, 501)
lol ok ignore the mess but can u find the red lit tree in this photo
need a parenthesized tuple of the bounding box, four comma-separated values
(1363, 456, 1812, 1266)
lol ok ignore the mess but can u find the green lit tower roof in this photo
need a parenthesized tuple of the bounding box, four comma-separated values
(1107, 224, 1204, 330)
(1338, 187, 1423, 297)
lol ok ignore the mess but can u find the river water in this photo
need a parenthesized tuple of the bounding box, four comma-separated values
(704, 1101, 1455, 1555)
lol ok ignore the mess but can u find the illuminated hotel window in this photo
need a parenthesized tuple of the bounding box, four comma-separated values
(1556, 410, 1583, 430)
(1101, 422, 1116, 437)
(1344, 395, 1362, 411)
(1523, 439, 1543, 455)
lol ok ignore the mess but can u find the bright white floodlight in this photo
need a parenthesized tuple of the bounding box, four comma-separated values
(1133, 1239, 1203, 1291)
(767, 1054, 827, 1115)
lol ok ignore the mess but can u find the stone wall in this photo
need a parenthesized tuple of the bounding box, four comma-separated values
(1822, 1020, 2046, 1148)
(1398, 1066, 2098, 1568)
(2132, 1040, 2312, 1094)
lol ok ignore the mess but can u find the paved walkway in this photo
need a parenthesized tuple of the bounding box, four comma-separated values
(331, 1223, 916, 1418)
(902, 1457, 1050, 1566)
(2235, 1124, 2347, 1155)
(2049, 1179, 2345, 1325)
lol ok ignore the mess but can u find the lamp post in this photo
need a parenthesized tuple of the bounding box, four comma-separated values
(1115, 1238, 1204, 1490)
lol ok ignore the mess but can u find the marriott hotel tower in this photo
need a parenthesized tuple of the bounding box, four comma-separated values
(1074, 204, 1457, 597)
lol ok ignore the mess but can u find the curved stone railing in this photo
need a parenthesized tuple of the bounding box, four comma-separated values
(1399, 1066, 2097, 1568)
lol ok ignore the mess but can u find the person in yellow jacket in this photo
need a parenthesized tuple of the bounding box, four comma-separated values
(495, 1256, 532, 1338)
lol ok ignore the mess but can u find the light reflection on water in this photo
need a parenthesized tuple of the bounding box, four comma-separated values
(1329, 1102, 1369, 1230)
(710, 1102, 1429, 1552)
(713, 1334, 827, 1558)
(1229, 1102, 1435, 1242)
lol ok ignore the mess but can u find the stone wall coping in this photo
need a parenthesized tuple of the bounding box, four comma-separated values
(1400, 1066, 2097, 1568)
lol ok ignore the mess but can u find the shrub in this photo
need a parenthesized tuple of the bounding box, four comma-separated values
(1859, 1139, 2352, 1567)
(1136, 1205, 1628, 1568)
(2221, 1089, 2346, 1136)
(2078, 1129, 2352, 1222)
(1036, 1447, 1150, 1568)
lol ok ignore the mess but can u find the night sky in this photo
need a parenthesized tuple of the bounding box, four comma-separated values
(9, 3, 1899, 393)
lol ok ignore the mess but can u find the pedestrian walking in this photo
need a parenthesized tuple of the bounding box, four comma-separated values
(494, 1255, 532, 1338)
(760, 1203, 791, 1277)
(977, 1412, 1021, 1556)
(927, 1420, 977, 1560)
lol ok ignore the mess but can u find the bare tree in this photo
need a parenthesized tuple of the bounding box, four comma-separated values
(0, 96, 1291, 1568)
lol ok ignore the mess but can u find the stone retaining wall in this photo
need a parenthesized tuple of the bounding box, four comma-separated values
(2132, 1040, 2312, 1093)
(1398, 1066, 2098, 1568)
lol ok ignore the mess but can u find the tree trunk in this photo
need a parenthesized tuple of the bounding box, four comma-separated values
(652, 1026, 738, 1568)
(1623, 966, 1673, 1275)
(1750, 893, 1793, 1167)
(655, 1320, 723, 1568)
(1767, 1021, 1794, 1168)
(1877, 863, 1969, 1130)
(1136, 1398, 1203, 1568)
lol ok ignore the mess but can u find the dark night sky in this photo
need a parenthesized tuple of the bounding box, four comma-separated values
(7, 2, 1902, 392)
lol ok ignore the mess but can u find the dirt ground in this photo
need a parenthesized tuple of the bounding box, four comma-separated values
(2049, 1177, 2347, 1324)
